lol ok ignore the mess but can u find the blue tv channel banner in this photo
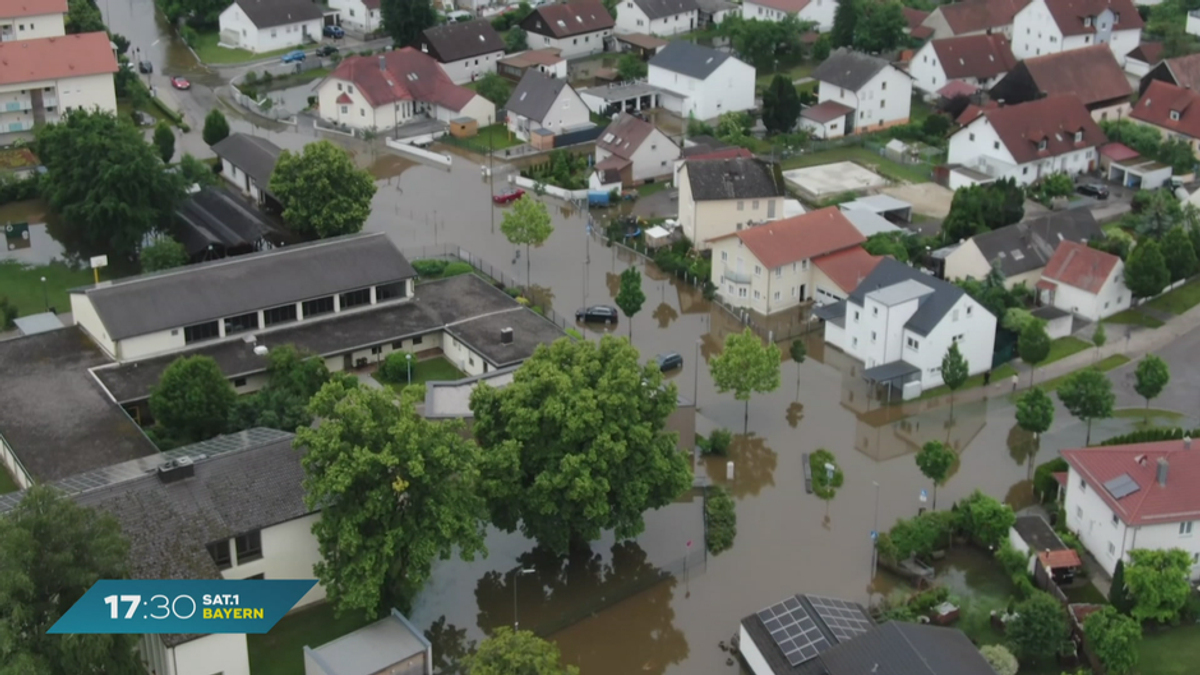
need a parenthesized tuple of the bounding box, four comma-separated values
(48, 579, 317, 634)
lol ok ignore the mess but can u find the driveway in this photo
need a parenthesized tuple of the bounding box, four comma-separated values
(881, 183, 953, 218)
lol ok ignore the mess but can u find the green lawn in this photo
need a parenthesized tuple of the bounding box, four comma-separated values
(190, 31, 304, 65)
(372, 356, 466, 391)
(1032, 355, 1131, 395)
(917, 362, 1018, 401)
(1104, 307, 1165, 328)
(1112, 407, 1186, 421)
(474, 123, 522, 151)
(257, 67, 330, 93)
(781, 147, 932, 184)
(1145, 278, 1200, 315)
(248, 602, 370, 675)
(637, 180, 670, 197)
(1139, 623, 1200, 675)
(116, 99, 167, 124)
(0, 467, 19, 495)
(1044, 336, 1091, 365)
(0, 260, 96, 318)
(755, 61, 815, 91)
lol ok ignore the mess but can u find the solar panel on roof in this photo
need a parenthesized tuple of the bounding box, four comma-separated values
(807, 595, 874, 643)
(757, 597, 830, 667)
(1104, 474, 1140, 500)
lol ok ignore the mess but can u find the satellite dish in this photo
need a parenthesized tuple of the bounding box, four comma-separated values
(253, 345, 269, 357)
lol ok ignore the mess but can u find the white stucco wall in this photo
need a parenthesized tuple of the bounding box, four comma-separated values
(816, 65, 912, 133)
(437, 50, 505, 85)
(220, 4, 321, 53)
(677, 167, 783, 248)
(328, 0, 380, 32)
(1047, 261, 1131, 321)
(175, 633, 251, 675)
(711, 240, 817, 315)
(738, 625, 772, 675)
(528, 28, 610, 59)
(1064, 466, 1133, 576)
(0, 12, 66, 39)
(1013, 0, 1140, 60)
(218, 513, 326, 608)
(615, 2, 698, 35)
(69, 293, 117, 358)
(948, 114, 1097, 186)
(648, 56, 755, 121)
(626, 127, 680, 182)
(743, 0, 835, 30)
(941, 240, 990, 282)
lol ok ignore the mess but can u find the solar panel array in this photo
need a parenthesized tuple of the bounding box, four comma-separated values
(1104, 473, 1140, 500)
(757, 596, 831, 667)
(806, 595, 874, 642)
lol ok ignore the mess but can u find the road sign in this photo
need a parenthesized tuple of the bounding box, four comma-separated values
(90, 255, 108, 269)
(919, 489, 928, 503)
(870, 530, 877, 541)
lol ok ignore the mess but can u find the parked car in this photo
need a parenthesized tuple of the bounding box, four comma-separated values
(170, 76, 190, 90)
(315, 45, 339, 57)
(282, 50, 306, 64)
(323, 25, 345, 38)
(493, 188, 525, 204)
(137, 60, 153, 74)
(1077, 184, 1109, 200)
(576, 305, 618, 324)
(130, 110, 155, 127)
(656, 352, 683, 372)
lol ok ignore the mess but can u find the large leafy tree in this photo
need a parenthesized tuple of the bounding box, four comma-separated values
(65, 0, 105, 33)
(940, 341, 969, 415)
(468, 627, 579, 675)
(710, 327, 782, 432)
(153, 122, 175, 164)
(1124, 548, 1193, 623)
(914, 440, 954, 510)
(500, 194, 554, 287)
(269, 140, 377, 238)
(505, 27, 528, 52)
(470, 336, 691, 555)
(1015, 387, 1054, 437)
(1125, 239, 1170, 302)
(230, 345, 348, 432)
(203, 108, 231, 146)
(956, 490, 1015, 547)
(617, 54, 648, 81)
(810, 449, 844, 519)
(831, 0, 859, 47)
(615, 266, 646, 340)
(140, 238, 189, 272)
(1007, 591, 1069, 662)
(942, 179, 1024, 242)
(475, 73, 512, 106)
(1162, 225, 1198, 282)
(0, 486, 142, 673)
(1083, 606, 1141, 675)
(296, 380, 488, 618)
(720, 15, 804, 71)
(854, 0, 907, 52)
(158, 0, 228, 25)
(762, 75, 800, 135)
(1057, 368, 1114, 445)
(149, 354, 236, 447)
(1018, 320, 1051, 387)
(1133, 354, 1170, 421)
(37, 109, 185, 260)
(380, 0, 437, 46)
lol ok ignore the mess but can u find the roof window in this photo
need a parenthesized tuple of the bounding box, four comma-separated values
(1038, 138, 1047, 150)
(1171, 110, 1182, 121)
(1083, 15, 1093, 26)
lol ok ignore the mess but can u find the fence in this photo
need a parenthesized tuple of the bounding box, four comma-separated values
(385, 137, 453, 167)
(555, 124, 605, 148)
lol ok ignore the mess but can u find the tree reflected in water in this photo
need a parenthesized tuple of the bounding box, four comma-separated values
(707, 434, 778, 498)
(652, 302, 679, 329)
(786, 402, 804, 429)
(423, 616, 476, 675)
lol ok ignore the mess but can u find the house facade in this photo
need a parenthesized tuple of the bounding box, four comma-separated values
(211, 132, 283, 206)
(918, 0, 1029, 40)
(676, 157, 786, 248)
(939, 209, 1103, 288)
(0, 32, 117, 135)
(1139, 52, 1200, 97)
(0, 0, 66, 41)
(504, 69, 589, 141)
(418, 19, 506, 85)
(1130, 79, 1200, 155)
(910, 34, 1017, 97)
(989, 44, 1133, 122)
(326, 0, 381, 34)
(1011, 0, 1142, 61)
(218, 0, 325, 53)
(498, 48, 567, 82)
(592, 112, 680, 186)
(518, 0, 614, 59)
(614, 0, 699, 36)
(811, 49, 913, 134)
(1038, 240, 1130, 321)
(742, 0, 836, 31)
(647, 41, 756, 121)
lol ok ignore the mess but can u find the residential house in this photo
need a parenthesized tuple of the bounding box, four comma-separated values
(1189, 9, 1200, 38)
(903, 7, 934, 40)
(497, 48, 567, 82)
(615, 0, 699, 36)
(741, 0, 836, 31)
(673, 134, 751, 183)
(946, 94, 1106, 188)
(647, 41, 756, 120)
(909, 34, 1017, 97)
(708, 208, 877, 315)
(1139, 52, 1200, 96)
(989, 44, 1133, 122)
(504, 69, 589, 141)
(591, 112, 680, 187)
(1011, 0, 1142, 61)
(676, 157, 786, 248)
(939, 209, 1103, 288)
(1124, 42, 1162, 78)
(0, 32, 117, 135)
(1130, 79, 1200, 155)
(326, 0, 380, 34)
(0, 0, 65, 41)
(807, 49, 913, 135)
(1038, 240, 1130, 321)
(417, 19, 505, 85)
(519, 0, 614, 59)
(305, 610, 432, 675)
(815, 257, 997, 391)
(614, 32, 669, 58)
(1062, 437, 1200, 578)
(739, 593, 997, 675)
(918, 0, 1030, 40)
(696, 0, 739, 26)
(217, 0, 325, 53)
(211, 132, 282, 207)
(317, 48, 496, 132)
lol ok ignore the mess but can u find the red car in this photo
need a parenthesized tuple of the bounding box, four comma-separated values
(170, 76, 190, 90)
(492, 188, 525, 205)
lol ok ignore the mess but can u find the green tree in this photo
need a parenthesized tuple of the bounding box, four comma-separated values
(158, 0, 228, 25)
(149, 355, 236, 446)
(956, 489, 1015, 547)
(940, 341, 969, 415)
(1057, 368, 1114, 445)
(762, 74, 801, 135)
(37, 109, 185, 260)
(230, 345, 344, 432)
(296, 380, 487, 618)
(615, 266, 646, 340)
(1002, 307, 1036, 333)
(863, 231, 910, 261)
(1083, 606, 1141, 675)
(380, 0, 436, 46)
(616, 53, 648, 81)
(1007, 591, 1070, 662)
(979, 645, 1019, 675)
(1163, 225, 1198, 282)
(602, 0, 619, 18)
(1124, 548, 1193, 623)
(1100, 119, 1162, 158)
(1130, 189, 1182, 239)
(153, 122, 175, 163)
(714, 110, 754, 148)
(915, 440, 954, 510)
(269, 140, 377, 238)
(1125, 238, 1170, 302)
(66, 0, 105, 33)
(789, 338, 806, 398)
(140, 238, 188, 272)
(1091, 321, 1106, 360)
(1133, 354, 1170, 422)
(1018, 319, 1051, 387)
(500, 193, 554, 287)
(0, 296, 16, 330)
(710, 327, 782, 432)
(468, 627, 579, 675)
(475, 72, 512, 106)
(854, 0, 906, 52)
(1015, 387, 1054, 437)
(831, 0, 859, 47)
(0, 486, 142, 674)
(179, 153, 219, 188)
(1158, 136, 1197, 174)
(942, 179, 1025, 242)
(505, 27, 528, 52)
(203, 108, 230, 146)
(1109, 559, 1135, 615)
(470, 336, 691, 554)
(811, 33, 832, 60)
(809, 449, 844, 518)
(705, 485, 737, 554)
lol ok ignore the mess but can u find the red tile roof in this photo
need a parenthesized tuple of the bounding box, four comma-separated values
(1042, 240, 1119, 293)
(812, 246, 883, 293)
(911, 25, 934, 39)
(0, 32, 117, 86)
(1053, 471, 1069, 486)
(801, 100, 855, 123)
(939, 0, 1029, 35)
(1062, 438, 1200, 526)
(336, 92, 352, 104)
(752, 0, 812, 12)
(955, 101, 998, 125)
(1100, 142, 1139, 161)
(1039, 549, 1083, 569)
(1131, 79, 1200, 140)
(902, 6, 929, 30)
(938, 80, 978, 98)
(1127, 42, 1163, 65)
(327, 47, 477, 111)
(0, 0, 67, 17)
(1019, 45, 1132, 109)
(731, 207, 866, 269)
(931, 34, 1017, 80)
(1162, 53, 1200, 91)
(1043, 0, 1142, 36)
(971, 95, 1105, 164)
(597, 113, 657, 159)
(522, 0, 614, 38)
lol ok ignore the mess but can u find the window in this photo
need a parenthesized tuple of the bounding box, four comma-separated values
(337, 83, 343, 91)
(1076, 507, 1083, 519)
(208, 540, 232, 569)
(263, 303, 297, 327)
(994, 141, 1000, 150)
(906, 337, 919, 351)
(1080, 479, 1087, 492)
(233, 377, 247, 387)
(1182, 521, 1195, 535)
(376, 281, 407, 301)
(801, 260, 808, 271)
(871, 331, 877, 342)
(721, 251, 728, 261)
(774, 291, 781, 300)
(224, 312, 259, 336)
(853, 311, 860, 321)
(1108, 542, 1116, 556)
(1038, 139, 1047, 150)
(775, 267, 782, 278)
(737, 200, 744, 211)
(881, 81, 887, 91)
(371, 346, 382, 355)
(754, 265, 762, 276)
(880, 100, 885, 109)
(852, 337, 858, 347)
(339, 288, 371, 310)
(184, 320, 220, 344)
(752, 200, 759, 210)
(303, 296, 335, 318)
(792, 262, 797, 272)
(360, 108, 365, 117)
(754, 290, 761, 299)
(412, 335, 423, 345)
(1074, 130, 1082, 142)
(1114, 11, 1120, 23)
(969, 133, 975, 141)
(952, 309, 960, 321)
(1171, 110, 1181, 121)
(966, 306, 973, 316)
(271, 29, 277, 37)
(1112, 514, 1119, 527)
(738, 287, 748, 298)
(348, 86, 354, 94)
(235, 531, 263, 563)
(872, 307, 878, 317)
(340, 105, 348, 114)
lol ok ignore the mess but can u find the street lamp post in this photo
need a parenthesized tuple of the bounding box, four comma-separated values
(405, 353, 412, 385)
(692, 338, 701, 406)
(512, 567, 535, 630)
(40, 276, 47, 312)
(871, 481, 880, 582)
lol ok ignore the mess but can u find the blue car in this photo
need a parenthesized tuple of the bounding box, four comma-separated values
(323, 25, 344, 38)
(282, 50, 306, 63)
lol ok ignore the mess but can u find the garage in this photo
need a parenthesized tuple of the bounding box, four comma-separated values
(1105, 151, 1172, 190)
(839, 194, 913, 224)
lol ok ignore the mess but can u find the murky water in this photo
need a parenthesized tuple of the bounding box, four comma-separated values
(0, 201, 66, 266)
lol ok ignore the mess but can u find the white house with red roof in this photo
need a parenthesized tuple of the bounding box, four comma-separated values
(1037, 240, 1130, 321)
(1011, 0, 1142, 62)
(742, 0, 835, 31)
(909, 34, 1017, 97)
(0, 0, 66, 41)
(316, 48, 496, 133)
(326, 0, 381, 34)
(0, 32, 118, 135)
(591, 112, 679, 188)
(1062, 438, 1200, 578)
(707, 207, 877, 316)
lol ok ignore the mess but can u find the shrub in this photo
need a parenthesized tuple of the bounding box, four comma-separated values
(379, 351, 413, 383)
(705, 486, 737, 555)
(442, 261, 473, 277)
(1033, 457, 1070, 501)
(244, 71, 258, 84)
(708, 428, 733, 455)
(504, 287, 522, 298)
(1007, 591, 1070, 661)
(979, 645, 1018, 675)
(995, 539, 1030, 578)
(908, 586, 950, 616)
(566, 327, 583, 340)
(412, 259, 448, 277)
(1100, 427, 1198, 446)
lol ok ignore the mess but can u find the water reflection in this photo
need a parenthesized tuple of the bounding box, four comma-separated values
(652, 301, 679, 329)
(423, 617, 475, 675)
(786, 402, 804, 428)
(1006, 423, 1038, 469)
(0, 202, 65, 266)
(1004, 479, 1036, 511)
(705, 434, 777, 498)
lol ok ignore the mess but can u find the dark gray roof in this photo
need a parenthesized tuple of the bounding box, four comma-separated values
(811, 48, 893, 91)
(633, 0, 699, 20)
(419, 19, 504, 63)
(0, 327, 155, 482)
(210, 132, 282, 187)
(174, 186, 277, 256)
(681, 135, 733, 157)
(505, 70, 573, 122)
(233, 0, 325, 28)
(740, 594, 874, 675)
(685, 157, 786, 201)
(848, 258, 967, 337)
(444, 304, 569, 368)
(649, 40, 732, 79)
(971, 209, 1102, 278)
(77, 233, 417, 341)
(817, 622, 997, 675)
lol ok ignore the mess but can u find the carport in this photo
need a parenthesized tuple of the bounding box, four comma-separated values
(1108, 156, 1172, 190)
(840, 194, 913, 224)
(579, 82, 668, 116)
(863, 360, 921, 402)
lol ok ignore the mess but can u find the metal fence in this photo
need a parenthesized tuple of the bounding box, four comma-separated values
(555, 125, 605, 148)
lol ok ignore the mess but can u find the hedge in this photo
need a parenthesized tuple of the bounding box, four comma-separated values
(1098, 426, 1200, 446)
(151, 97, 189, 131)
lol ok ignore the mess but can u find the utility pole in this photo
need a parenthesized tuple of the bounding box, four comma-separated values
(489, 133, 495, 234)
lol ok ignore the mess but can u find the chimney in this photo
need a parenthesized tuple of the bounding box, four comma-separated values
(1157, 457, 1169, 486)
(379, 55, 386, 71)
(156, 456, 195, 484)
(500, 327, 513, 345)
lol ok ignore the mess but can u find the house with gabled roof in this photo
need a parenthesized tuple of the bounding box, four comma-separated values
(0, 31, 118, 135)
(504, 69, 589, 142)
(1124, 42, 1162, 78)
(591, 112, 679, 188)
(614, 0, 699, 36)
(742, 0, 835, 31)
(217, 0, 325, 53)
(677, 156, 786, 248)
(1140, 51, 1200, 96)
(806, 49, 912, 136)
(647, 40, 755, 121)
(417, 19, 505, 85)
(910, 34, 1017, 97)
(918, 0, 1029, 40)
(939, 208, 1102, 288)
(1037, 239, 1129, 321)
(990, 44, 1133, 122)
(1011, 0, 1142, 62)
(1130, 79, 1200, 156)
(211, 132, 282, 207)
(519, 0, 614, 59)
(0, 0, 66, 41)
(1062, 437, 1200, 578)
(903, 7, 933, 40)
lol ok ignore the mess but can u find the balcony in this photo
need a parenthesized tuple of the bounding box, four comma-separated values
(722, 266, 752, 284)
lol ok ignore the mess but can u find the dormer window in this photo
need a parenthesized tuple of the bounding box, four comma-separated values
(1038, 138, 1047, 150)
(1074, 130, 1083, 142)
(1171, 110, 1182, 121)
(1083, 16, 1092, 26)
(1114, 11, 1120, 23)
